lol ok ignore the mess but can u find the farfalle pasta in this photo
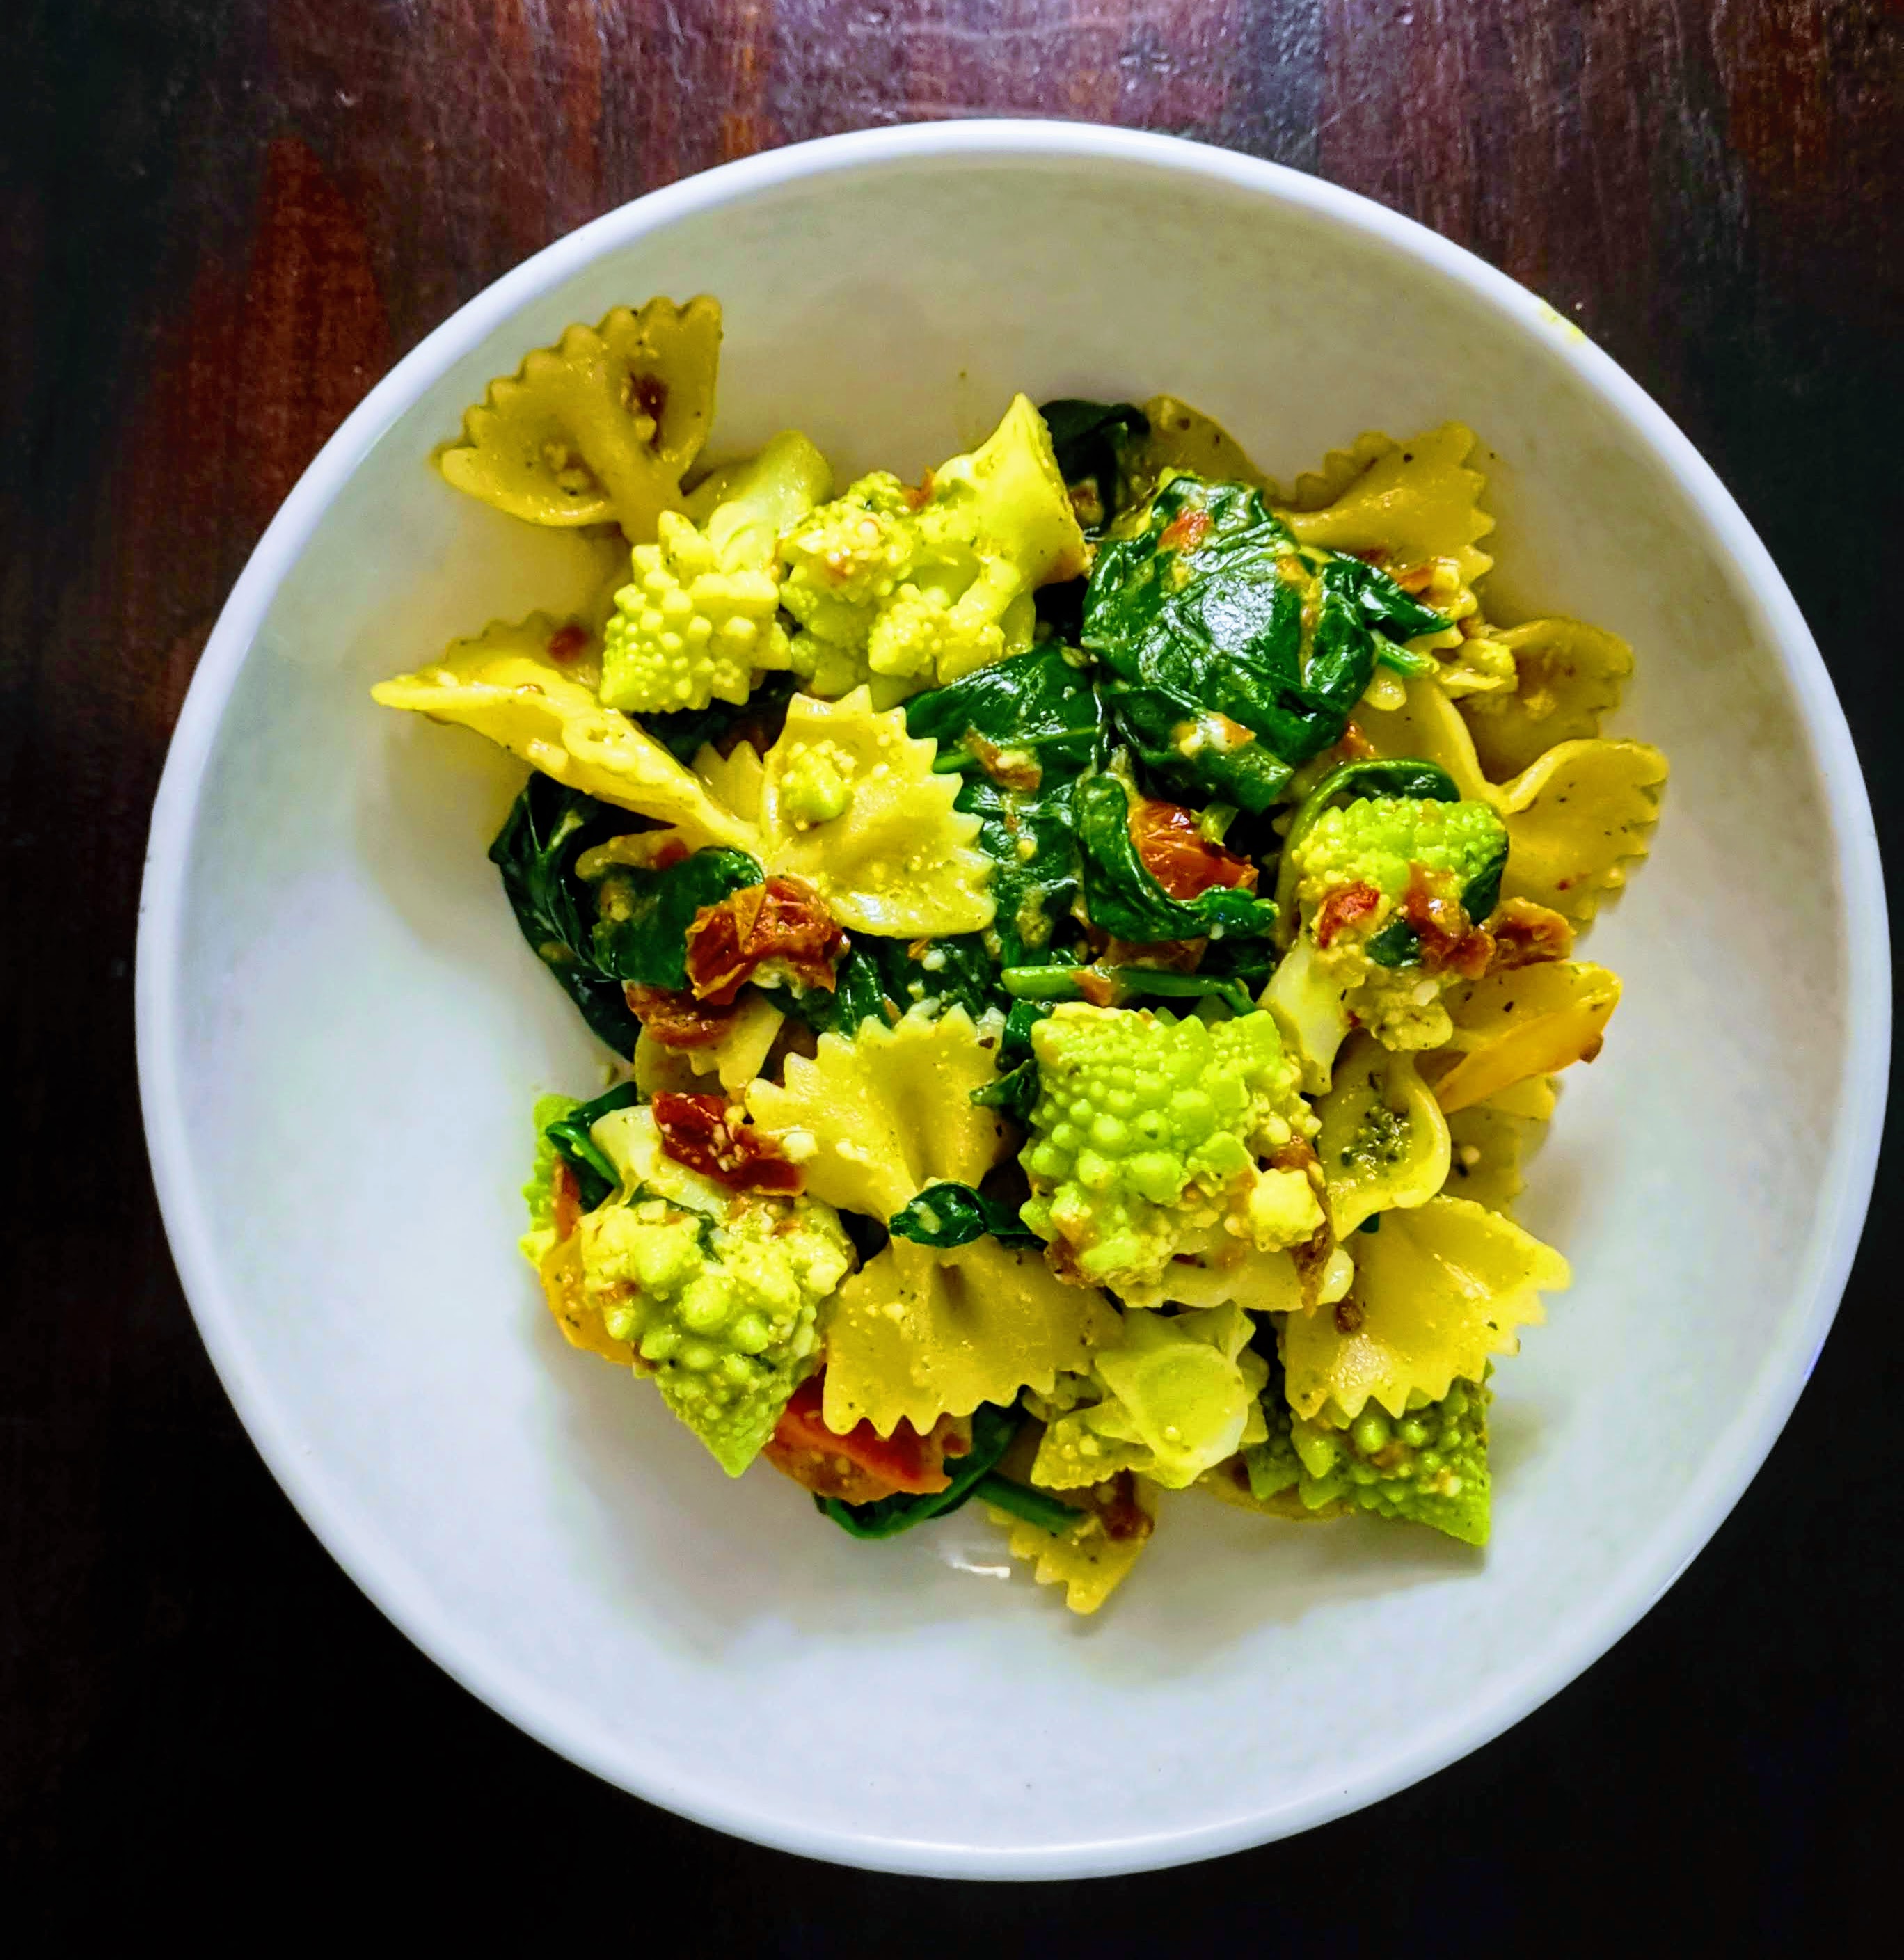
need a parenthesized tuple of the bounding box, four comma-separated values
(373, 303, 1666, 1614)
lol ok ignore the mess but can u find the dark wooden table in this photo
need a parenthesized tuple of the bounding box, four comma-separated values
(6, 1, 1899, 1944)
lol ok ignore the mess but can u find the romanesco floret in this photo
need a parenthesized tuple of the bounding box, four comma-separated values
(1246, 1369, 1492, 1545)
(1032, 1302, 1270, 1491)
(1289, 795, 1509, 1052)
(573, 1105, 852, 1474)
(599, 430, 832, 714)
(777, 394, 1088, 701)
(1019, 1004, 1325, 1295)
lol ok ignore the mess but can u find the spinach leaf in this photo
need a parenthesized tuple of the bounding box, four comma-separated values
(1038, 398, 1150, 535)
(641, 671, 798, 763)
(888, 1181, 1041, 1251)
(968, 994, 1055, 1124)
(1080, 475, 1451, 809)
(968, 1474, 1085, 1533)
(489, 776, 644, 1056)
(592, 848, 763, 989)
(905, 646, 1105, 966)
(782, 934, 999, 1039)
(819, 1402, 1023, 1540)
(1001, 963, 1262, 1018)
(541, 1081, 642, 1211)
(1074, 772, 1276, 943)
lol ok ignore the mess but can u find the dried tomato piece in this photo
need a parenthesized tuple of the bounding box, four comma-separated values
(650, 1090, 803, 1193)
(1314, 880, 1382, 948)
(1486, 897, 1575, 970)
(546, 621, 589, 664)
(1128, 797, 1258, 900)
(551, 1158, 582, 1241)
(762, 1372, 955, 1499)
(624, 983, 737, 1049)
(1399, 866, 1493, 978)
(683, 875, 847, 1006)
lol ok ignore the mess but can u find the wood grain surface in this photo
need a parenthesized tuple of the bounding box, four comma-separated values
(4, 1, 1899, 1944)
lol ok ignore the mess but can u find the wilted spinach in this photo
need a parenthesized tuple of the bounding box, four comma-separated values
(541, 1082, 642, 1211)
(1081, 475, 1449, 810)
(489, 776, 645, 1056)
(888, 1181, 1041, 1251)
(1039, 398, 1150, 535)
(641, 671, 798, 763)
(592, 848, 763, 989)
(905, 644, 1105, 966)
(818, 1402, 1024, 1540)
(1074, 772, 1276, 943)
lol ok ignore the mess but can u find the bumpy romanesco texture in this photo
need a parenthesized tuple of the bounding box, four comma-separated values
(1290, 795, 1509, 1052)
(599, 430, 832, 713)
(1020, 1005, 1322, 1293)
(519, 1092, 578, 1261)
(1033, 1302, 1270, 1491)
(777, 395, 1087, 700)
(571, 1104, 853, 1474)
(1246, 1371, 1491, 1545)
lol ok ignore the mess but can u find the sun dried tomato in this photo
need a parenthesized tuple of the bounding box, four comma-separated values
(683, 875, 847, 1006)
(624, 983, 737, 1049)
(1486, 896, 1575, 970)
(1399, 866, 1493, 978)
(1314, 880, 1382, 948)
(1157, 505, 1212, 555)
(1128, 797, 1258, 900)
(546, 621, 589, 664)
(550, 1158, 582, 1241)
(762, 1372, 956, 1499)
(650, 1090, 803, 1193)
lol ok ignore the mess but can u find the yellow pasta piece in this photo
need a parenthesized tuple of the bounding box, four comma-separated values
(745, 1007, 1006, 1220)
(534, 1232, 638, 1367)
(759, 688, 994, 937)
(1347, 674, 1495, 802)
(1316, 1035, 1452, 1235)
(985, 1479, 1159, 1616)
(1481, 1074, 1559, 1121)
(370, 629, 759, 853)
(1460, 619, 1635, 779)
(1427, 963, 1620, 1115)
(681, 991, 786, 1095)
(1283, 429, 1396, 511)
(438, 296, 721, 540)
(1283, 1195, 1567, 1420)
(823, 1234, 1118, 1435)
(1494, 738, 1668, 921)
(691, 739, 766, 824)
(1280, 424, 1495, 607)
(1133, 395, 1271, 494)
(1443, 1098, 1548, 1213)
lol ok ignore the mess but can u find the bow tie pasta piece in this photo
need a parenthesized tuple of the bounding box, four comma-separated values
(1129, 394, 1273, 495)
(1459, 619, 1635, 780)
(1494, 738, 1669, 922)
(1278, 424, 1496, 637)
(745, 1006, 1008, 1221)
(598, 431, 834, 715)
(1443, 1096, 1550, 1213)
(1425, 962, 1621, 1114)
(820, 1234, 1120, 1437)
(1282, 1195, 1567, 1422)
(1344, 675, 1496, 804)
(1315, 1035, 1452, 1236)
(437, 296, 720, 540)
(758, 687, 995, 937)
(984, 1472, 1159, 1615)
(370, 625, 759, 854)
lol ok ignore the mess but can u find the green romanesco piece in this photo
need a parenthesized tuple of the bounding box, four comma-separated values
(1033, 1302, 1270, 1491)
(572, 1104, 854, 1474)
(1289, 795, 1509, 1052)
(599, 430, 832, 714)
(1019, 1004, 1324, 1295)
(1246, 1369, 1492, 1546)
(519, 1092, 579, 1262)
(777, 394, 1087, 701)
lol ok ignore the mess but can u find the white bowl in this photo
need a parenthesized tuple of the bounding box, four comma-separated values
(137, 122, 1888, 1877)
